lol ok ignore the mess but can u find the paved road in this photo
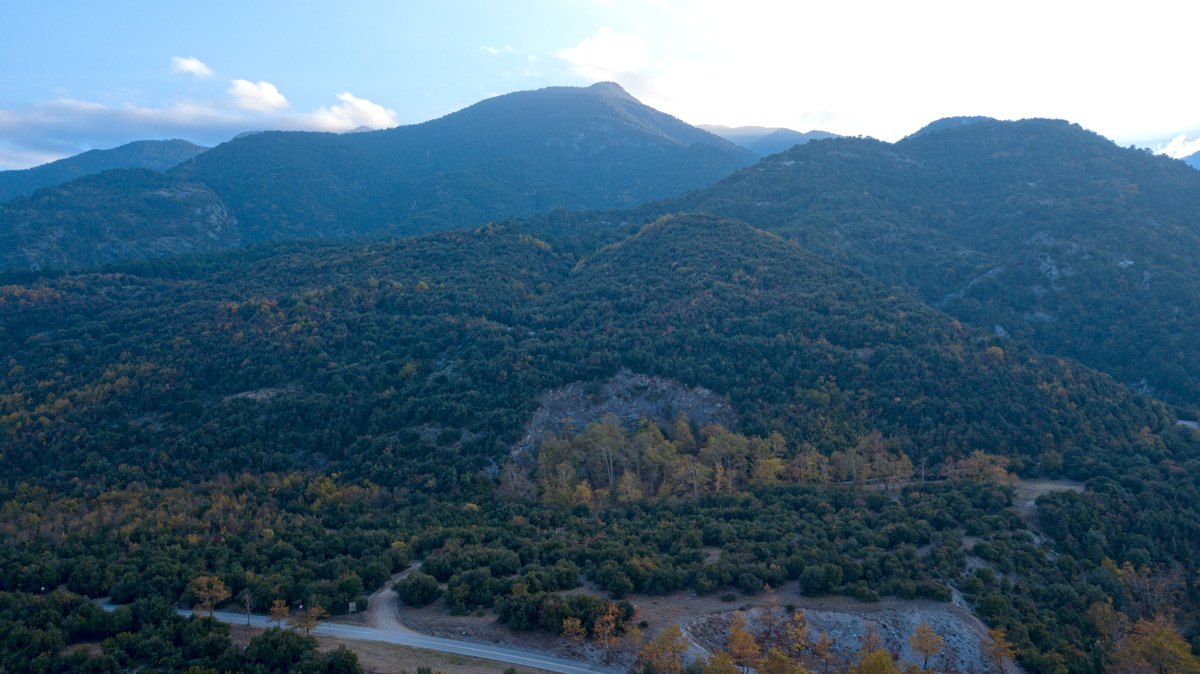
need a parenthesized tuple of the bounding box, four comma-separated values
(99, 604, 621, 674)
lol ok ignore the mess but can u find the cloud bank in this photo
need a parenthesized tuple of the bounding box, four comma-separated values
(1158, 134, 1200, 160)
(0, 68, 398, 169)
(559, 27, 646, 81)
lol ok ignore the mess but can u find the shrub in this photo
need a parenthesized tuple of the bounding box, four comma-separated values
(396, 571, 441, 607)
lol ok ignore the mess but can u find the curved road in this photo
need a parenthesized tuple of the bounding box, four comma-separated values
(99, 603, 621, 674)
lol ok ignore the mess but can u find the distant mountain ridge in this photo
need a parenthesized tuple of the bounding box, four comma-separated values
(529, 117, 1200, 408)
(171, 81, 757, 242)
(0, 139, 208, 203)
(1184, 150, 1200, 169)
(0, 83, 756, 271)
(701, 124, 837, 156)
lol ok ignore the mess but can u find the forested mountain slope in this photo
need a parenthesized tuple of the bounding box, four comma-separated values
(0, 84, 754, 271)
(0, 215, 1167, 487)
(547, 119, 1200, 407)
(0, 169, 239, 271)
(171, 82, 755, 241)
(4, 216, 1200, 674)
(0, 139, 208, 202)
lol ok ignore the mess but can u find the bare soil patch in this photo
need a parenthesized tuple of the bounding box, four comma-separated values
(1012, 479, 1084, 519)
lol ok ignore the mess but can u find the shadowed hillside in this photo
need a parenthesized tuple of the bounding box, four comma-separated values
(0, 139, 208, 202)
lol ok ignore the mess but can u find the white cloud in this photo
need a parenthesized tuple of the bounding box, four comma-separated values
(171, 56, 213, 79)
(1158, 134, 1200, 159)
(480, 46, 500, 55)
(0, 86, 398, 169)
(309, 92, 397, 132)
(227, 79, 289, 112)
(559, 27, 647, 81)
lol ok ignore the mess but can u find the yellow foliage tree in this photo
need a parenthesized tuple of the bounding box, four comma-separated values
(268, 598, 289, 626)
(640, 624, 688, 674)
(851, 649, 901, 674)
(1110, 615, 1200, 674)
(701, 651, 741, 674)
(813, 631, 836, 674)
(981, 628, 1017, 673)
(189, 575, 230, 617)
(785, 610, 810, 656)
(593, 604, 622, 664)
(561, 616, 586, 641)
(728, 612, 762, 673)
(761, 647, 807, 674)
(287, 605, 329, 634)
(909, 621, 945, 671)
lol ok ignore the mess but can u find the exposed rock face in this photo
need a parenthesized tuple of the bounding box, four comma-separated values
(515, 367, 736, 455)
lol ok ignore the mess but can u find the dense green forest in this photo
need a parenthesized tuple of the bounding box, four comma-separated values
(525, 119, 1200, 411)
(0, 169, 240, 271)
(4, 216, 1200, 673)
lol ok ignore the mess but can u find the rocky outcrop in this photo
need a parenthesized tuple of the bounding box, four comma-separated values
(514, 368, 736, 456)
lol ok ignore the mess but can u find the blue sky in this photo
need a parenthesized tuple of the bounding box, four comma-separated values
(2, 0, 1198, 169)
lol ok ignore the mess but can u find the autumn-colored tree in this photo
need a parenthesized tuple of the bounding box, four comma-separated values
(573, 481, 595, 507)
(858, 623, 885, 656)
(561, 616, 586, 641)
(728, 612, 763, 673)
(239, 588, 257, 626)
(980, 628, 1017, 673)
(1119, 562, 1184, 620)
(288, 605, 329, 634)
(1110, 614, 1200, 674)
(268, 598, 290, 626)
(813, 631, 836, 674)
(851, 649, 901, 674)
(909, 622, 944, 671)
(785, 611, 810, 656)
(702, 651, 741, 674)
(617, 471, 644, 502)
(593, 604, 622, 663)
(189, 576, 230, 617)
(761, 647, 807, 674)
(759, 584, 784, 649)
(640, 624, 688, 674)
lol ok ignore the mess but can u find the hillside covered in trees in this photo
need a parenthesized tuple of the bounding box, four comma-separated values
(4, 216, 1200, 673)
(531, 119, 1200, 411)
(0, 139, 209, 203)
(0, 83, 756, 271)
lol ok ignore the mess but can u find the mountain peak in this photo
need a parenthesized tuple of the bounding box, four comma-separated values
(906, 116, 996, 138)
(586, 81, 633, 96)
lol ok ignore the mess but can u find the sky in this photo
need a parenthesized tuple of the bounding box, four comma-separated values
(1, 0, 1198, 170)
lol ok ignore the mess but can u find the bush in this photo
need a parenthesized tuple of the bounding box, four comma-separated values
(595, 561, 634, 596)
(396, 571, 441, 607)
(738, 573, 762, 595)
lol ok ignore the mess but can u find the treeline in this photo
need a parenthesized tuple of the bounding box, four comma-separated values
(0, 475, 407, 615)
(0, 590, 362, 674)
(531, 416, 1015, 506)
